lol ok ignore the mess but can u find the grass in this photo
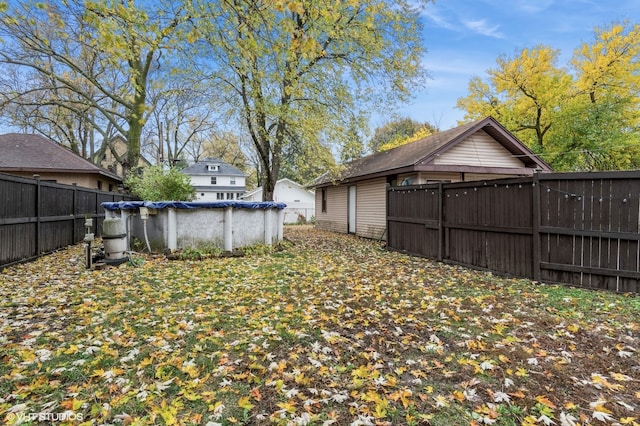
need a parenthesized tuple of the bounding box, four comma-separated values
(0, 226, 639, 425)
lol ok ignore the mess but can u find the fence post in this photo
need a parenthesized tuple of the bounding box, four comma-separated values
(34, 174, 41, 255)
(72, 183, 78, 243)
(437, 181, 444, 261)
(532, 172, 541, 281)
(95, 190, 100, 236)
(385, 183, 391, 245)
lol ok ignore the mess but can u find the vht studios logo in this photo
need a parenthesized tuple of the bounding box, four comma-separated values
(7, 411, 84, 423)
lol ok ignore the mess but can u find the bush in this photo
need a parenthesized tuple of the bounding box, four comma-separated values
(125, 166, 196, 201)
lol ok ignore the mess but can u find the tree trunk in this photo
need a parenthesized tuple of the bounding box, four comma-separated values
(126, 117, 142, 173)
(262, 174, 275, 201)
(124, 52, 150, 174)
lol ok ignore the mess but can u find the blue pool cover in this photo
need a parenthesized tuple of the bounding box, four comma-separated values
(102, 200, 287, 210)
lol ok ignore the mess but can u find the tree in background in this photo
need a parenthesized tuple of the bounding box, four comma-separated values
(278, 133, 337, 186)
(143, 81, 226, 167)
(190, 0, 429, 200)
(125, 165, 195, 201)
(550, 96, 640, 170)
(0, 0, 189, 173)
(0, 0, 429, 187)
(369, 117, 438, 152)
(457, 22, 640, 171)
(0, 1, 111, 157)
(457, 45, 571, 152)
(550, 22, 640, 170)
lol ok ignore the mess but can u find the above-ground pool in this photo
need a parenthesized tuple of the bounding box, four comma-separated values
(101, 200, 286, 252)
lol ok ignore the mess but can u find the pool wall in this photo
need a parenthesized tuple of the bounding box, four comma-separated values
(101, 201, 286, 252)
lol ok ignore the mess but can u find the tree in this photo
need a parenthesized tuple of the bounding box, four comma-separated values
(572, 22, 640, 106)
(457, 45, 572, 152)
(190, 0, 428, 200)
(144, 82, 226, 167)
(0, 0, 189, 172)
(550, 22, 640, 170)
(339, 117, 367, 163)
(279, 133, 337, 185)
(368, 117, 437, 152)
(0, 1, 111, 158)
(457, 22, 640, 171)
(125, 165, 195, 201)
(550, 95, 640, 170)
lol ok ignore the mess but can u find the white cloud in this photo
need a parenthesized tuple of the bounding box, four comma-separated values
(462, 19, 505, 39)
(421, 7, 456, 31)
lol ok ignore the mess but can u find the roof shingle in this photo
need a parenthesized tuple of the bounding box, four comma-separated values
(0, 133, 120, 180)
(314, 117, 551, 186)
(182, 157, 247, 177)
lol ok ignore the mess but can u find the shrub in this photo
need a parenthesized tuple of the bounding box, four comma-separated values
(125, 166, 196, 201)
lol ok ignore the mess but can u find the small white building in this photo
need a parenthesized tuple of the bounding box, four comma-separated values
(243, 178, 315, 224)
(182, 158, 247, 201)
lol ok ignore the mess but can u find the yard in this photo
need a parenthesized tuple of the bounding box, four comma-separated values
(1, 226, 639, 425)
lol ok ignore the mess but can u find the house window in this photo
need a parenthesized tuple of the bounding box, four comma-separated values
(226, 192, 233, 200)
(217, 193, 224, 200)
(97, 181, 102, 191)
(211, 177, 217, 185)
(321, 188, 327, 213)
(230, 177, 236, 185)
(237, 193, 243, 199)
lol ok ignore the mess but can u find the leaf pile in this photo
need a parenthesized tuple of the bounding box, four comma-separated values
(1, 226, 639, 425)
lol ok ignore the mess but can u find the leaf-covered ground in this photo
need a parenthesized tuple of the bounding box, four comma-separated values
(1, 226, 639, 426)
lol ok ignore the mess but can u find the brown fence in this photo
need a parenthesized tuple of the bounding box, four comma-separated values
(0, 173, 134, 268)
(387, 171, 640, 293)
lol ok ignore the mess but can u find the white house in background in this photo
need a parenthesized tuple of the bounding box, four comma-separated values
(243, 178, 315, 223)
(182, 157, 247, 201)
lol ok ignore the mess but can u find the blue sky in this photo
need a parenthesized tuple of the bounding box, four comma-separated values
(389, 0, 640, 131)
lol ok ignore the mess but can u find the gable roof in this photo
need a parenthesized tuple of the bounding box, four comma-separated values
(313, 116, 551, 186)
(182, 157, 247, 177)
(0, 133, 122, 181)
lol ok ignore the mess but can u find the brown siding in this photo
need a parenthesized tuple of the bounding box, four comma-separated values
(355, 178, 387, 240)
(315, 185, 348, 233)
(434, 130, 525, 168)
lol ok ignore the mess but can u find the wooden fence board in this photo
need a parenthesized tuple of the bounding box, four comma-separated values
(0, 173, 135, 268)
(387, 171, 640, 293)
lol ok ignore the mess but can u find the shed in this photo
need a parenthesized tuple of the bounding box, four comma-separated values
(243, 178, 315, 223)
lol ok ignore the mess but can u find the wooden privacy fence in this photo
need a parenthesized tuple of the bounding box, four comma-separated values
(387, 171, 640, 293)
(0, 173, 134, 268)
